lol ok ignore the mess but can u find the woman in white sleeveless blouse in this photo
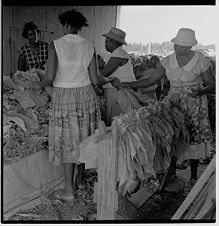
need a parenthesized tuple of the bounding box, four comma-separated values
(32, 9, 115, 201)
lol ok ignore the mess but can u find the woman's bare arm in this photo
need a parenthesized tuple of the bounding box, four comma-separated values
(100, 57, 128, 77)
(38, 42, 57, 88)
(120, 63, 166, 89)
(18, 54, 26, 71)
(88, 52, 117, 86)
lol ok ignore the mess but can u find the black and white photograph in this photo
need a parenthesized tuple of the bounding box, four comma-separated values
(1, 1, 217, 223)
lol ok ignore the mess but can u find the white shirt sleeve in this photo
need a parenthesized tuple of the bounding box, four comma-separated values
(111, 47, 129, 59)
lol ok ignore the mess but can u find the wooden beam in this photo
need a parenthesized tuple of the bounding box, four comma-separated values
(172, 156, 216, 219)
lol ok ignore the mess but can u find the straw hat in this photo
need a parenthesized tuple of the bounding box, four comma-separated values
(171, 28, 198, 47)
(103, 27, 127, 45)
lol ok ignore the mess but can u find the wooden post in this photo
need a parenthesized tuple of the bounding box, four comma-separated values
(9, 26, 13, 76)
(96, 123, 119, 220)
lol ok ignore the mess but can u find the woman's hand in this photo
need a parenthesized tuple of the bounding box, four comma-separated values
(111, 77, 121, 89)
(189, 88, 201, 98)
(104, 76, 116, 83)
(31, 81, 42, 91)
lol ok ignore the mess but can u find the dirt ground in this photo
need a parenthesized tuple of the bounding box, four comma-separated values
(7, 132, 215, 222)
(137, 162, 209, 221)
(136, 133, 215, 221)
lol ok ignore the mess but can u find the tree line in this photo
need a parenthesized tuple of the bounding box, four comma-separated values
(123, 41, 215, 57)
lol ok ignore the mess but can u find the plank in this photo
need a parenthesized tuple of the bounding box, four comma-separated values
(96, 123, 119, 220)
(172, 156, 216, 219)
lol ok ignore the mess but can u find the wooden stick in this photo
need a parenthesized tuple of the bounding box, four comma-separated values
(9, 26, 13, 76)
(172, 156, 216, 219)
(112, 124, 119, 219)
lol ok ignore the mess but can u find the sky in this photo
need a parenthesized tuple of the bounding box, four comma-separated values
(119, 6, 218, 45)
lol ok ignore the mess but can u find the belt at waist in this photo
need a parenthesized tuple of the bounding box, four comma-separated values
(170, 81, 201, 87)
(53, 81, 91, 88)
(170, 84, 200, 88)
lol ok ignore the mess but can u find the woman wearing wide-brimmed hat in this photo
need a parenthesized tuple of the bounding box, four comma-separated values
(115, 28, 215, 186)
(99, 27, 136, 126)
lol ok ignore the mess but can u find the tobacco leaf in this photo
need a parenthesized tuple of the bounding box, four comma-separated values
(4, 115, 27, 132)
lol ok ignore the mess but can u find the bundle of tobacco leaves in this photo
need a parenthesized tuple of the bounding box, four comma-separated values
(3, 69, 51, 165)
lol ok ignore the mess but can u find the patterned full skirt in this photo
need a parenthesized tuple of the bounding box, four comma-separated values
(168, 85, 212, 161)
(48, 85, 101, 165)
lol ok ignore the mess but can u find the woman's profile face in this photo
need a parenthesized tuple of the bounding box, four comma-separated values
(27, 30, 36, 43)
(104, 37, 113, 52)
(174, 44, 192, 56)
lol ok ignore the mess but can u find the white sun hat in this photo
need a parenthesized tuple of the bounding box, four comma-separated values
(103, 27, 127, 45)
(171, 28, 198, 47)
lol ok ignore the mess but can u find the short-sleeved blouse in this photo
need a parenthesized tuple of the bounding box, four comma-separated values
(19, 41, 49, 70)
(160, 51, 210, 87)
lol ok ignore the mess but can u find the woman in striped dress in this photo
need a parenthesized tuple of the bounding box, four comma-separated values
(32, 9, 115, 201)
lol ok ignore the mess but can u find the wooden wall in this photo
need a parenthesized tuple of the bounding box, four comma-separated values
(3, 6, 119, 75)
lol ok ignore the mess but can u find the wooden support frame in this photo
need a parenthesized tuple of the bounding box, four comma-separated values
(172, 156, 216, 219)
